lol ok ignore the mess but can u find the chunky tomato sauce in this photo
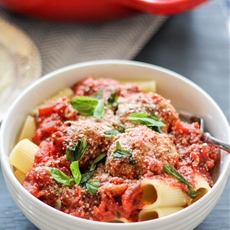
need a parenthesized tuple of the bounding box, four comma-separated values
(22, 76, 220, 222)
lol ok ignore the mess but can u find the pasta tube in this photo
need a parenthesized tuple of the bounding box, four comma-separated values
(30, 87, 74, 115)
(18, 115, 36, 141)
(190, 174, 211, 204)
(141, 179, 190, 209)
(106, 218, 130, 223)
(139, 207, 183, 221)
(9, 139, 39, 174)
(14, 169, 26, 184)
(120, 80, 156, 93)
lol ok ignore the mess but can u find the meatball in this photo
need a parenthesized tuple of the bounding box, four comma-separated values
(116, 92, 179, 133)
(62, 118, 113, 168)
(105, 126, 179, 179)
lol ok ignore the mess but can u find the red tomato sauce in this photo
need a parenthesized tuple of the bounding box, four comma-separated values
(22, 76, 220, 222)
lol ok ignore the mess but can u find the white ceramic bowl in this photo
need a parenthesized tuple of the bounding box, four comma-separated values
(1, 60, 230, 230)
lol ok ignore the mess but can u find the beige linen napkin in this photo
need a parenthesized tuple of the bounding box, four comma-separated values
(0, 8, 167, 75)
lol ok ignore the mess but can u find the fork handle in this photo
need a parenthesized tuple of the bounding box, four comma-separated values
(202, 132, 230, 153)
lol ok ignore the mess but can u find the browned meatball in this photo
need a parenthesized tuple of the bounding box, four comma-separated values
(117, 92, 179, 133)
(105, 126, 179, 179)
(62, 118, 113, 168)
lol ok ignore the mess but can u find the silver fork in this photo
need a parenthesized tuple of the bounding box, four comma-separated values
(179, 110, 230, 153)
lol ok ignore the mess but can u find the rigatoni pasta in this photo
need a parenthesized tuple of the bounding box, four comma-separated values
(9, 139, 39, 174)
(139, 207, 183, 221)
(9, 76, 220, 223)
(18, 115, 36, 141)
(141, 179, 190, 209)
(120, 80, 156, 93)
(106, 218, 130, 223)
(14, 169, 26, 184)
(30, 87, 74, 115)
(190, 174, 211, 204)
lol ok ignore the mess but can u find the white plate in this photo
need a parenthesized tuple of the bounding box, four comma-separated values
(0, 19, 42, 123)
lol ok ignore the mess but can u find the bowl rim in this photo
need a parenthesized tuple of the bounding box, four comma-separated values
(1, 59, 230, 229)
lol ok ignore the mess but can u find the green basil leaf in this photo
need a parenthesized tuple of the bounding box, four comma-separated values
(81, 153, 106, 185)
(92, 153, 106, 165)
(115, 141, 122, 150)
(70, 95, 105, 119)
(93, 100, 104, 119)
(107, 90, 118, 107)
(113, 150, 132, 158)
(43, 166, 75, 185)
(66, 138, 87, 162)
(152, 126, 165, 134)
(127, 112, 165, 126)
(112, 142, 135, 164)
(162, 164, 200, 198)
(104, 128, 121, 137)
(81, 171, 93, 185)
(127, 112, 165, 133)
(92, 89, 103, 100)
(113, 141, 131, 157)
(114, 123, 126, 133)
(70, 161, 81, 185)
(86, 180, 100, 195)
(104, 123, 126, 137)
(70, 96, 98, 116)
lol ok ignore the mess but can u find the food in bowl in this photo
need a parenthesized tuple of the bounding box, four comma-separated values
(9, 75, 220, 222)
(1, 60, 229, 230)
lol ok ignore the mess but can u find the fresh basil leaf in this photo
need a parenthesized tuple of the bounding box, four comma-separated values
(127, 112, 165, 126)
(92, 153, 106, 165)
(113, 141, 131, 156)
(66, 138, 87, 162)
(127, 112, 165, 133)
(113, 150, 132, 158)
(70, 96, 98, 116)
(162, 164, 200, 198)
(86, 180, 100, 195)
(107, 90, 118, 107)
(114, 123, 126, 133)
(43, 166, 75, 185)
(81, 153, 106, 185)
(104, 123, 126, 137)
(93, 100, 104, 119)
(112, 141, 135, 164)
(81, 171, 93, 185)
(92, 89, 103, 100)
(43, 155, 104, 193)
(187, 190, 200, 199)
(70, 95, 105, 119)
(113, 151, 136, 164)
(70, 161, 81, 185)
(104, 128, 121, 137)
(152, 126, 165, 134)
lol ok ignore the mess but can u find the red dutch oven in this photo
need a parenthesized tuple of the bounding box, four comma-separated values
(0, 0, 208, 22)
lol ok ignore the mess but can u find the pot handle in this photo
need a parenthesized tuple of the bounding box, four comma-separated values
(121, 0, 209, 15)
